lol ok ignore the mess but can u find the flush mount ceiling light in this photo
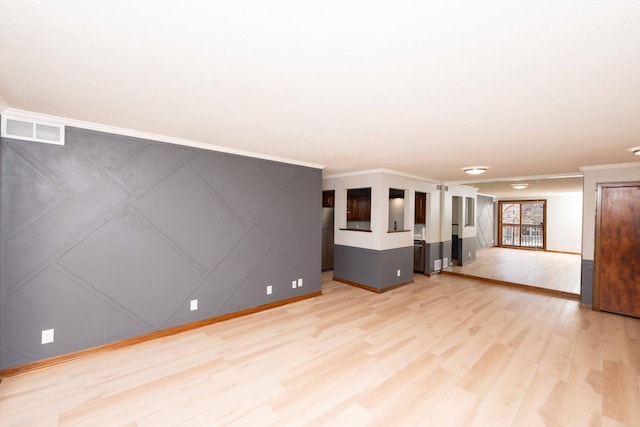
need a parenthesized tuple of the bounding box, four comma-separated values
(463, 166, 488, 175)
(634, 149, 640, 156)
(511, 183, 529, 190)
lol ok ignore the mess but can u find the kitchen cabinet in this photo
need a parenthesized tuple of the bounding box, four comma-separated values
(347, 196, 371, 222)
(415, 192, 426, 224)
(322, 190, 335, 208)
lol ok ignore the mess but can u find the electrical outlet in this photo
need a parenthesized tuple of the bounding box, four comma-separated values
(41, 329, 54, 344)
(292, 280, 297, 289)
(298, 278, 303, 287)
(190, 299, 198, 311)
(397, 269, 401, 277)
(266, 285, 273, 295)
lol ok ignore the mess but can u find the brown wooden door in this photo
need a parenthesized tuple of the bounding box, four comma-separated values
(595, 182, 640, 317)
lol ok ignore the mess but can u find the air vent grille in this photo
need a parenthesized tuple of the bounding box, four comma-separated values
(1, 115, 65, 145)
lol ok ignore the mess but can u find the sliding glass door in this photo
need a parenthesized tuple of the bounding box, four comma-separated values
(499, 200, 546, 249)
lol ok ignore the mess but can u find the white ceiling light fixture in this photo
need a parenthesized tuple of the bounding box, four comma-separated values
(634, 149, 640, 156)
(511, 183, 529, 190)
(463, 166, 488, 175)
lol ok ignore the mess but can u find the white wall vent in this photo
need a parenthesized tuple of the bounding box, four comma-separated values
(1, 115, 65, 145)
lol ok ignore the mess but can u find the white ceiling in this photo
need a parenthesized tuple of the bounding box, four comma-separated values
(470, 176, 583, 198)
(1, 1, 639, 182)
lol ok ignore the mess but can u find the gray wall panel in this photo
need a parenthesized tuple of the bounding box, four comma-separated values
(334, 245, 380, 288)
(581, 259, 594, 306)
(67, 127, 145, 169)
(259, 160, 299, 191)
(189, 152, 280, 227)
(6, 149, 67, 234)
(58, 208, 204, 328)
(460, 237, 477, 266)
(114, 143, 193, 195)
(442, 240, 452, 268)
(334, 244, 413, 291)
(133, 166, 244, 271)
(0, 127, 321, 369)
(6, 143, 130, 289)
(194, 226, 273, 315)
(476, 195, 495, 250)
(7, 266, 146, 358)
(379, 247, 413, 289)
(0, 135, 5, 370)
(425, 242, 441, 274)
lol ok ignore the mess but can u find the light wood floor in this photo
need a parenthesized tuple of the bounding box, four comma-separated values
(2, 272, 639, 426)
(450, 247, 581, 295)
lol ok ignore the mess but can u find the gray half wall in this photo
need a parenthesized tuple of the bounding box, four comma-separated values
(425, 242, 441, 274)
(459, 237, 477, 266)
(334, 244, 413, 291)
(0, 127, 321, 370)
(581, 259, 594, 306)
(442, 240, 452, 269)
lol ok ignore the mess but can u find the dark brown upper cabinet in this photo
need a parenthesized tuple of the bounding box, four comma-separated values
(347, 188, 371, 222)
(415, 192, 426, 224)
(322, 190, 335, 208)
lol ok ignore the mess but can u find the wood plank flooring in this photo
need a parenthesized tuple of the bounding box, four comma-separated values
(450, 247, 581, 294)
(1, 272, 639, 426)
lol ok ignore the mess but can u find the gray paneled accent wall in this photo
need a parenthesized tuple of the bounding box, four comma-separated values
(334, 245, 413, 291)
(476, 195, 495, 250)
(0, 126, 321, 370)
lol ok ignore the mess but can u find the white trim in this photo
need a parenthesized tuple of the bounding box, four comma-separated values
(579, 162, 640, 171)
(324, 168, 439, 183)
(3, 108, 325, 170)
(477, 193, 497, 200)
(447, 172, 583, 185)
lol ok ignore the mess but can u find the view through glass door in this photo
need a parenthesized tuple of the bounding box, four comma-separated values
(499, 200, 546, 249)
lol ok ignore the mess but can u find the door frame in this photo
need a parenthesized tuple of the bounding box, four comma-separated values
(593, 181, 640, 312)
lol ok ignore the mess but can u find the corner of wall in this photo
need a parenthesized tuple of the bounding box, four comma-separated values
(0, 136, 7, 369)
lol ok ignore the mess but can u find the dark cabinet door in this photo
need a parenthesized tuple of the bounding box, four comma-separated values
(347, 196, 371, 222)
(415, 192, 426, 224)
(322, 190, 335, 208)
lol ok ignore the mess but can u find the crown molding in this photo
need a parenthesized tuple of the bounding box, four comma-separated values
(580, 162, 640, 171)
(324, 168, 439, 183)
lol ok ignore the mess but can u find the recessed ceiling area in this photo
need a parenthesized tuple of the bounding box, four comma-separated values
(1, 1, 639, 181)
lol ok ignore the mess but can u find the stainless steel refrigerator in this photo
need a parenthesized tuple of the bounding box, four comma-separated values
(322, 207, 334, 271)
